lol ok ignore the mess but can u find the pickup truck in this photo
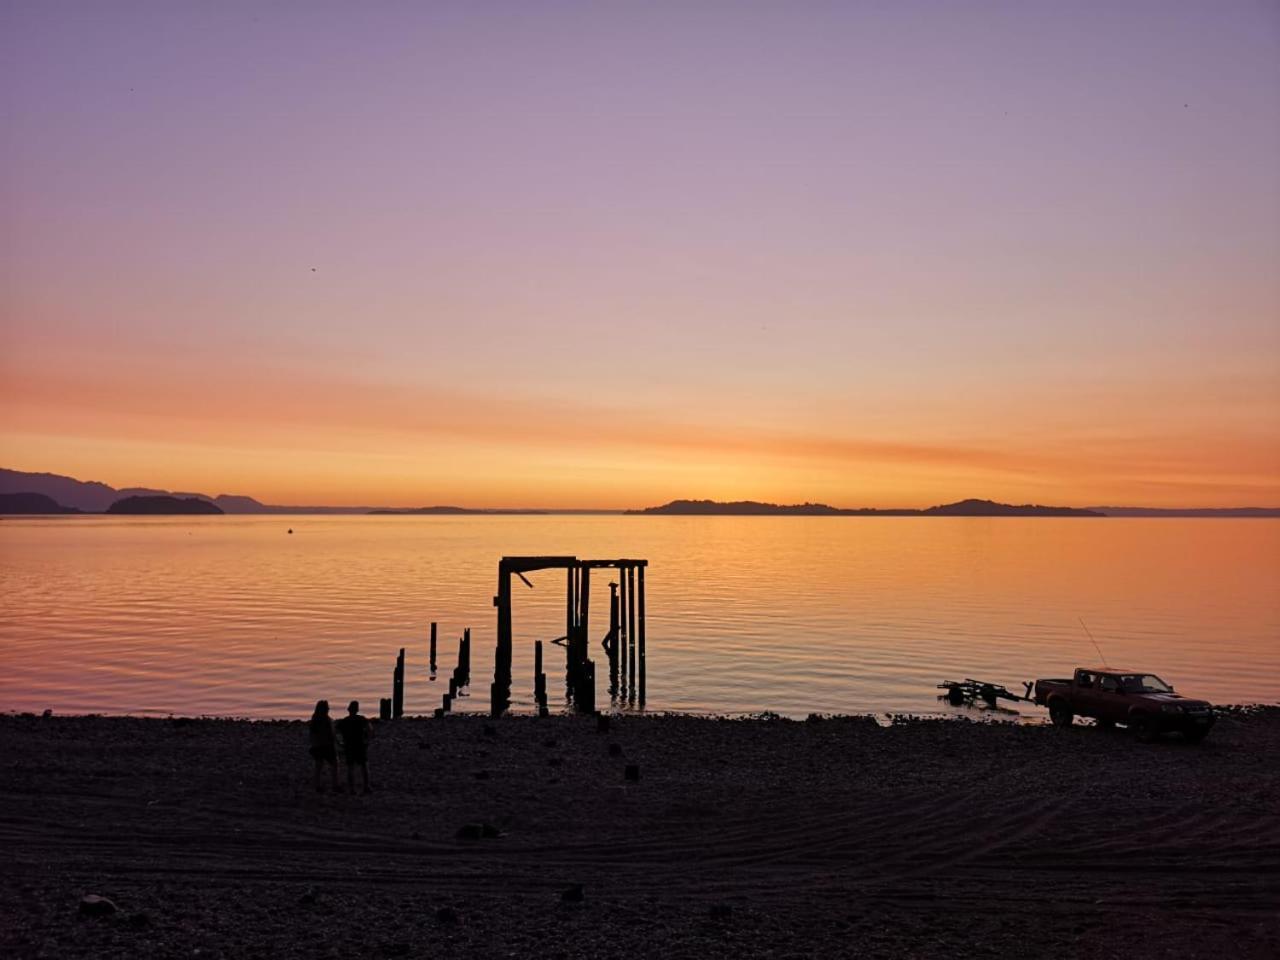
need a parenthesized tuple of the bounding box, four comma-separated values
(1033, 667, 1215, 742)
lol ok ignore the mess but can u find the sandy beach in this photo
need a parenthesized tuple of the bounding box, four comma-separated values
(2, 708, 1277, 959)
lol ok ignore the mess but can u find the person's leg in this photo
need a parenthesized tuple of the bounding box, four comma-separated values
(346, 761, 355, 794)
(360, 762, 370, 794)
(329, 759, 339, 791)
(313, 757, 323, 792)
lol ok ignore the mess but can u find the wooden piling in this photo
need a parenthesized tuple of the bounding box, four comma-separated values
(627, 566, 637, 701)
(493, 564, 513, 717)
(579, 657, 596, 714)
(534, 639, 546, 709)
(379, 698, 392, 721)
(614, 578, 624, 701)
(393, 647, 405, 719)
(618, 569, 628, 697)
(566, 567, 574, 644)
(429, 621, 438, 677)
(577, 565, 591, 702)
(638, 565, 646, 703)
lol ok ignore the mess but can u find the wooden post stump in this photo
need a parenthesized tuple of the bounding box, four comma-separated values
(393, 647, 405, 719)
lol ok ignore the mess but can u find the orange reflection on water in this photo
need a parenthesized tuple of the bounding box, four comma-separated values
(0, 516, 1277, 718)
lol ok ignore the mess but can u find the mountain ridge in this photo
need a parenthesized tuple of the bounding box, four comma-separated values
(630, 498, 1105, 517)
(2, 467, 1277, 516)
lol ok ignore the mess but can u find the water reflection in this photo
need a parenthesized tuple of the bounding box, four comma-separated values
(0, 516, 1277, 717)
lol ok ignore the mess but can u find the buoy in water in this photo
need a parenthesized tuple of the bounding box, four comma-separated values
(287, 528, 293, 535)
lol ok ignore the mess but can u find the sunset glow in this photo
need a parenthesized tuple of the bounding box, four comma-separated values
(3, 2, 1278, 508)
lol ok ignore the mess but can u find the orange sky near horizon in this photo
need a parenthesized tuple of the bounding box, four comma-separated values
(2, 344, 1276, 508)
(2, 4, 1278, 509)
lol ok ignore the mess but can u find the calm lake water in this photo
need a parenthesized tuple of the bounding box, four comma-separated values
(2, 515, 1278, 719)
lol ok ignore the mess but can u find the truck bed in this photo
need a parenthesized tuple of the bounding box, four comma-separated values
(1033, 678, 1072, 705)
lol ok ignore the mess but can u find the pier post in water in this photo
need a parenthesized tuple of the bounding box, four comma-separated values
(638, 564, 647, 703)
(580, 657, 596, 714)
(392, 647, 405, 719)
(618, 568, 628, 698)
(566, 567, 575, 647)
(429, 621, 437, 678)
(627, 565, 637, 702)
(534, 637, 543, 702)
(492, 561, 514, 717)
(577, 564, 591, 706)
(535, 639, 548, 713)
(607, 580, 620, 697)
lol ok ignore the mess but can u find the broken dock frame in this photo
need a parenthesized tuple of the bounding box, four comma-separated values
(492, 555, 648, 717)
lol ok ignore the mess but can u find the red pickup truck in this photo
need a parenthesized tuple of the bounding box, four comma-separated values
(1033, 667, 1216, 742)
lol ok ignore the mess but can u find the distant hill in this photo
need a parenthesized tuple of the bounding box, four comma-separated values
(107, 496, 224, 515)
(1, 467, 228, 512)
(924, 498, 1102, 517)
(1087, 506, 1280, 518)
(0, 467, 339, 514)
(632, 499, 856, 516)
(370, 506, 476, 515)
(370, 506, 550, 515)
(0, 492, 82, 514)
(632, 498, 1103, 517)
(1, 468, 124, 512)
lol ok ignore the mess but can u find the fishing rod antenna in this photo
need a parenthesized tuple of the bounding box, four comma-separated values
(1078, 618, 1108, 667)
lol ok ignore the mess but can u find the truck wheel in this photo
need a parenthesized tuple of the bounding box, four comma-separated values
(1183, 727, 1210, 744)
(1049, 701, 1073, 728)
(1131, 715, 1159, 743)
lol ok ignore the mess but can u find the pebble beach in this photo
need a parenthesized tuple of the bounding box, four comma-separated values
(2, 708, 1277, 959)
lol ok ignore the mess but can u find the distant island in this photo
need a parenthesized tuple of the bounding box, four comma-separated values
(0, 492, 82, 514)
(106, 496, 225, 515)
(369, 506, 550, 515)
(1083, 506, 1280, 518)
(631, 498, 1104, 517)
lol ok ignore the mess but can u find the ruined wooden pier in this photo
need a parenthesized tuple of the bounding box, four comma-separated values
(492, 555, 648, 718)
(376, 555, 649, 718)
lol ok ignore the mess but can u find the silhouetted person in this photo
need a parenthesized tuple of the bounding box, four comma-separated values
(308, 699, 339, 793)
(335, 699, 372, 795)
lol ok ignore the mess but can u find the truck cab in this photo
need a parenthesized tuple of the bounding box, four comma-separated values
(1034, 667, 1215, 742)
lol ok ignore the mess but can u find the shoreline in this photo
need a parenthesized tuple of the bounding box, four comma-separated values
(3, 709, 1277, 959)
(5, 702, 1274, 724)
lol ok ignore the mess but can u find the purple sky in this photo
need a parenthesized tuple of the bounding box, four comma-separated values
(2, 2, 1278, 506)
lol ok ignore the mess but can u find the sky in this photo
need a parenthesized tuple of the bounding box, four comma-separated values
(2, 1, 1278, 508)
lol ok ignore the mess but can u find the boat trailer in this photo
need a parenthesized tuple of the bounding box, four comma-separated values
(937, 678, 1035, 708)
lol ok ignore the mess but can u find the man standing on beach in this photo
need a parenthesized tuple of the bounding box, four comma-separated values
(335, 700, 372, 795)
